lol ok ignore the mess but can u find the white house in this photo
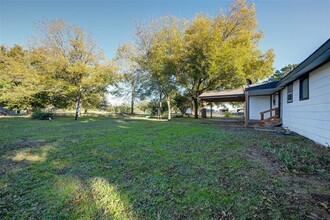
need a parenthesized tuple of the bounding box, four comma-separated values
(199, 39, 330, 147)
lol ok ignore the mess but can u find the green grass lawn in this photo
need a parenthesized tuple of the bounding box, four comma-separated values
(1, 116, 330, 219)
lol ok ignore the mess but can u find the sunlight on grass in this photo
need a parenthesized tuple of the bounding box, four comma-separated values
(79, 118, 97, 123)
(12, 151, 47, 162)
(51, 159, 70, 169)
(11, 146, 53, 162)
(118, 125, 130, 129)
(54, 176, 97, 218)
(55, 176, 85, 195)
(90, 177, 135, 219)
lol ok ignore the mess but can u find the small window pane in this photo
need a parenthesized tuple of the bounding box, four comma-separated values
(300, 76, 309, 100)
(287, 84, 293, 103)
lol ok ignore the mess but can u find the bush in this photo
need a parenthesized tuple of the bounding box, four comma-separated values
(32, 110, 53, 120)
(224, 111, 233, 118)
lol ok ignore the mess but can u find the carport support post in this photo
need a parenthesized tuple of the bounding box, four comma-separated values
(244, 91, 249, 127)
(210, 102, 213, 118)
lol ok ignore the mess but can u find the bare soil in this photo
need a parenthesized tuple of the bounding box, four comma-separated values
(245, 144, 330, 218)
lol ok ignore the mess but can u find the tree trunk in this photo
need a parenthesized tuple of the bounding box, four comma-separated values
(166, 96, 171, 121)
(193, 97, 198, 119)
(75, 85, 82, 120)
(84, 109, 88, 114)
(131, 83, 135, 115)
(158, 92, 162, 119)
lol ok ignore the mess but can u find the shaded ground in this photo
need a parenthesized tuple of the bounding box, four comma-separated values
(0, 116, 329, 219)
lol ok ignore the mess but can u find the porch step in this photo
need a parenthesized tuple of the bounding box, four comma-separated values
(261, 118, 282, 128)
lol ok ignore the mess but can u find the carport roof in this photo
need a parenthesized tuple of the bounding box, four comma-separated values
(199, 81, 279, 102)
(199, 87, 245, 102)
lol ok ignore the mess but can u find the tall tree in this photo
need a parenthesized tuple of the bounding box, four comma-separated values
(173, 92, 192, 115)
(32, 19, 115, 120)
(268, 64, 298, 82)
(178, 0, 274, 118)
(0, 45, 44, 110)
(136, 16, 184, 120)
(113, 43, 147, 114)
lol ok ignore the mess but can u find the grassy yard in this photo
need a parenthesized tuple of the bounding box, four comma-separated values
(1, 116, 329, 219)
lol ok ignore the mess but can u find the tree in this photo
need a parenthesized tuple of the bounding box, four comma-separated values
(173, 92, 192, 115)
(268, 64, 298, 82)
(136, 16, 184, 120)
(32, 19, 115, 120)
(178, 0, 274, 118)
(113, 43, 148, 114)
(136, 101, 150, 113)
(0, 45, 44, 110)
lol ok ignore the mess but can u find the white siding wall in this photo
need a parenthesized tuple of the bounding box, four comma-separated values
(281, 62, 330, 147)
(249, 95, 271, 120)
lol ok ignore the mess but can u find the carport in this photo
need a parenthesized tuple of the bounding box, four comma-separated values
(199, 87, 248, 125)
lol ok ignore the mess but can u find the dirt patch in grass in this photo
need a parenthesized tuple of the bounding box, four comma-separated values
(0, 160, 18, 176)
(244, 144, 285, 175)
(16, 139, 46, 147)
(244, 144, 330, 219)
(1, 139, 47, 153)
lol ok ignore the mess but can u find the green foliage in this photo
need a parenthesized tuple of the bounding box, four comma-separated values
(31, 109, 53, 120)
(268, 64, 298, 82)
(173, 93, 192, 115)
(136, 101, 151, 113)
(0, 44, 43, 110)
(180, 0, 274, 118)
(32, 19, 115, 117)
(224, 111, 233, 118)
(112, 43, 150, 114)
(260, 141, 329, 174)
(136, 0, 274, 119)
(136, 16, 183, 120)
(105, 104, 131, 114)
(0, 19, 116, 115)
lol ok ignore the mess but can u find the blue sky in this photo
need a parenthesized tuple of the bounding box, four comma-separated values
(0, 0, 329, 70)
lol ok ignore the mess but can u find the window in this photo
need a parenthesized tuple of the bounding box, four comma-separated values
(287, 84, 293, 103)
(300, 74, 309, 100)
(272, 95, 276, 105)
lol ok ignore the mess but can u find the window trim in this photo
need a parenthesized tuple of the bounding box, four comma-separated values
(299, 74, 309, 101)
(287, 83, 293, 103)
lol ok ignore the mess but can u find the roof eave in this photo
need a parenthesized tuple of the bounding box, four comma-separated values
(277, 39, 330, 88)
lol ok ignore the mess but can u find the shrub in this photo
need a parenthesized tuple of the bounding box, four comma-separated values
(224, 111, 233, 118)
(32, 110, 53, 120)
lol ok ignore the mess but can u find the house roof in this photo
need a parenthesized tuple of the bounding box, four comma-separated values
(276, 38, 330, 88)
(245, 81, 278, 91)
(245, 81, 279, 95)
